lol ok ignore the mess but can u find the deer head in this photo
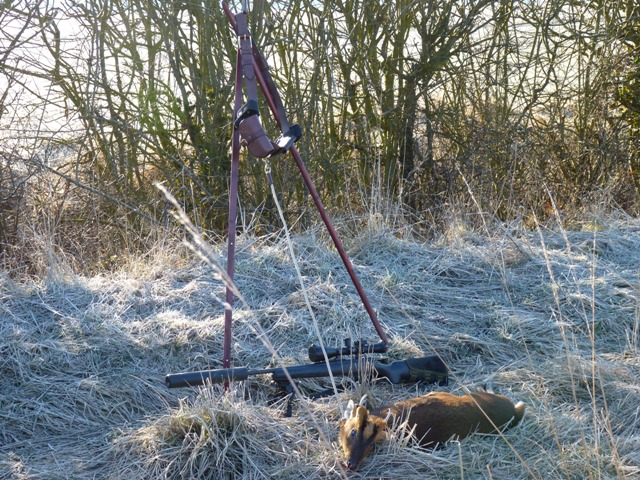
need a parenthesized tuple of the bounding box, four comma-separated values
(338, 397, 388, 471)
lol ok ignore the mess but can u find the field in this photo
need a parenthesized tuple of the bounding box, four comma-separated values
(1, 213, 639, 479)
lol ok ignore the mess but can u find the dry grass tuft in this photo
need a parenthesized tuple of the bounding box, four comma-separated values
(1, 213, 639, 479)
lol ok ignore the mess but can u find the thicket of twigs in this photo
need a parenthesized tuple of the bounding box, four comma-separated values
(1, 0, 640, 272)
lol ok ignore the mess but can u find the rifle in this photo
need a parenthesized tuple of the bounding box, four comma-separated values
(166, 342, 447, 389)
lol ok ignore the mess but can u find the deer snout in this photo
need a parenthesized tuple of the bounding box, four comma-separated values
(346, 458, 359, 471)
(344, 449, 366, 471)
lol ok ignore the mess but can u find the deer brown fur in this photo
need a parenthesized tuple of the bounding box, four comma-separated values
(339, 389, 526, 471)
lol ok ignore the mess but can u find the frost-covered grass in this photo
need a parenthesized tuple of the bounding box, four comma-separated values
(1, 213, 639, 479)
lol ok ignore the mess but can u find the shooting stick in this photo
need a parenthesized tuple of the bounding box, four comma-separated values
(221, 0, 388, 371)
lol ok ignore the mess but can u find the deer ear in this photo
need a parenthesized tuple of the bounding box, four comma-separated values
(355, 405, 369, 422)
(343, 400, 355, 420)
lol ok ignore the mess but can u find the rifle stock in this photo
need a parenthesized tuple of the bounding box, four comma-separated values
(165, 355, 447, 389)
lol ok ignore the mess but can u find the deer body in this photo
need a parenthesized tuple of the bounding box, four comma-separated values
(339, 390, 526, 471)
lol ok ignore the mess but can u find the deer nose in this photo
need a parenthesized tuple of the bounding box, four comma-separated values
(346, 459, 358, 471)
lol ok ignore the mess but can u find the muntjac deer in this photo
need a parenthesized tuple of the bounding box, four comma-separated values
(339, 389, 526, 471)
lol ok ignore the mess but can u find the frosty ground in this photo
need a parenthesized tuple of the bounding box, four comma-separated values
(1, 214, 639, 479)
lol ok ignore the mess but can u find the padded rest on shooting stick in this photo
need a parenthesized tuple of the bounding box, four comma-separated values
(236, 107, 302, 158)
(237, 114, 277, 158)
(232, 9, 302, 159)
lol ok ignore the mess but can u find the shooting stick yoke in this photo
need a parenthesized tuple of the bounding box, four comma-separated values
(221, 0, 388, 373)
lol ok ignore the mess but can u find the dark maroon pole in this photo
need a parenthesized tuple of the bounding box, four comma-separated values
(288, 145, 388, 344)
(223, 52, 244, 370)
(222, 1, 236, 25)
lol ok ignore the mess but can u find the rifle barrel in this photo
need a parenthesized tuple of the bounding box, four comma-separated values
(165, 366, 276, 388)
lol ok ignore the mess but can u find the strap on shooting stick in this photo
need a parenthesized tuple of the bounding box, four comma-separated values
(234, 11, 301, 158)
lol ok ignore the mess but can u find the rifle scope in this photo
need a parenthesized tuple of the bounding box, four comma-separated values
(308, 339, 387, 363)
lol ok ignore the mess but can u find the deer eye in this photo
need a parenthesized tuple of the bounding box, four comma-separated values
(350, 429, 356, 439)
